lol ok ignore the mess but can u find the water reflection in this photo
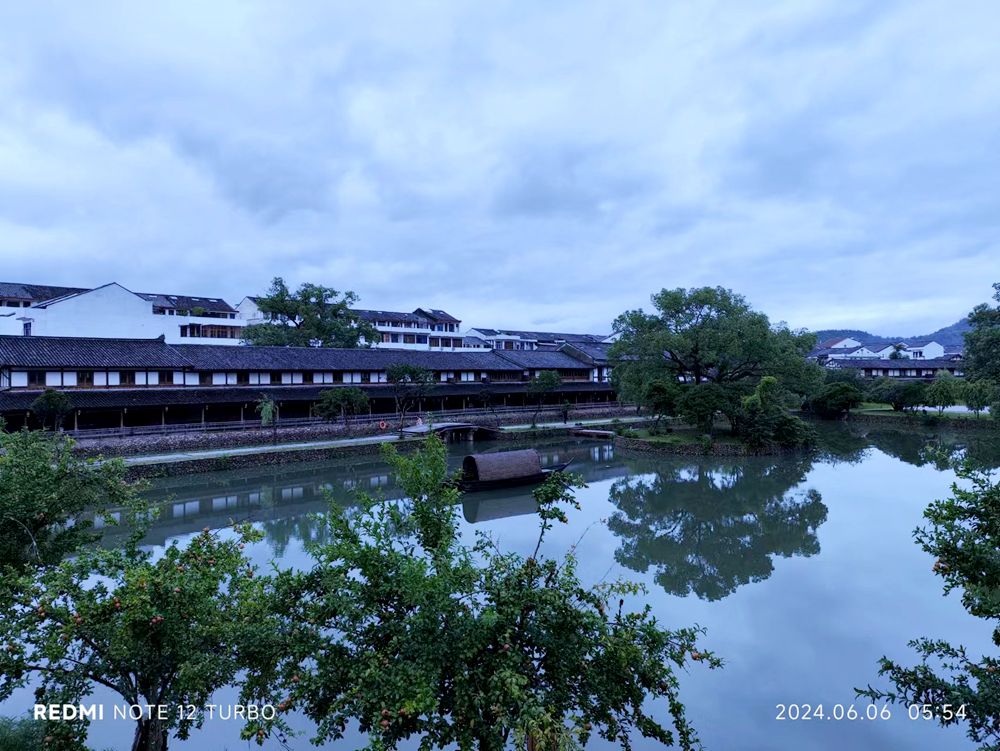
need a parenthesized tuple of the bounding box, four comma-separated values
(607, 456, 827, 601)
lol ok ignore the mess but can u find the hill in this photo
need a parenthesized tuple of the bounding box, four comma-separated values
(811, 318, 971, 346)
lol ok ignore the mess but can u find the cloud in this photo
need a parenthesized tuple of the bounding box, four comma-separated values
(0, 0, 997, 335)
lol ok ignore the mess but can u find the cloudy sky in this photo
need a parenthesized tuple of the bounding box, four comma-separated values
(0, 1, 997, 337)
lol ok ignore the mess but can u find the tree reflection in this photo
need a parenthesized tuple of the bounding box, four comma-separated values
(608, 456, 826, 601)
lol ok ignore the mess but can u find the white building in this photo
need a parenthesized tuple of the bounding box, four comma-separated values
(237, 299, 467, 351)
(464, 328, 607, 351)
(2, 282, 244, 345)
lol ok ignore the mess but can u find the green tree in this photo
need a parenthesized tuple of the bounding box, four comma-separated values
(526, 370, 563, 427)
(963, 380, 995, 418)
(255, 395, 278, 435)
(30, 389, 74, 431)
(0, 503, 265, 751)
(241, 277, 379, 348)
(901, 381, 929, 411)
(0, 715, 44, 750)
(676, 382, 729, 434)
(240, 437, 720, 750)
(964, 282, 1000, 382)
(888, 344, 907, 360)
(807, 382, 864, 419)
(611, 287, 816, 388)
(926, 371, 960, 414)
(867, 377, 906, 411)
(643, 378, 681, 429)
(386, 364, 433, 431)
(316, 387, 370, 432)
(0, 431, 140, 572)
(857, 460, 1000, 749)
(735, 376, 816, 449)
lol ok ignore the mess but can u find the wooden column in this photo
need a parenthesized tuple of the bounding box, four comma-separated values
(120, 410, 124, 429)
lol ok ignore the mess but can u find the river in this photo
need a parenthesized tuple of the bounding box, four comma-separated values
(5, 423, 1000, 750)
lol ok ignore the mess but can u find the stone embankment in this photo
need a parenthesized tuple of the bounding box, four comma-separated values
(75, 406, 637, 458)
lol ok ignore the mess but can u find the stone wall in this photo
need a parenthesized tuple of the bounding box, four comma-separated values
(125, 438, 425, 481)
(76, 405, 638, 458)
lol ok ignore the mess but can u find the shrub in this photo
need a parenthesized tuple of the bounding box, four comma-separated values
(807, 382, 864, 419)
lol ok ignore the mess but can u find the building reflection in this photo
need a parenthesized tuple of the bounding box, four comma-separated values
(93, 440, 624, 548)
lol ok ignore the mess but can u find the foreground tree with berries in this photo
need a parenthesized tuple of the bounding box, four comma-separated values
(0, 425, 139, 573)
(241, 436, 720, 750)
(857, 460, 1000, 748)
(0, 497, 265, 751)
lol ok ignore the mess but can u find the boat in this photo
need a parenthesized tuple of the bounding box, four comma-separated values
(457, 449, 571, 492)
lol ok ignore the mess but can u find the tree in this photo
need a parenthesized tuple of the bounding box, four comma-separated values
(926, 371, 960, 414)
(475, 385, 502, 426)
(735, 376, 816, 449)
(867, 377, 906, 411)
(901, 381, 929, 411)
(0, 502, 265, 751)
(643, 378, 681, 429)
(526, 370, 562, 427)
(964, 282, 1000, 382)
(963, 380, 995, 418)
(807, 382, 864, 419)
(888, 344, 907, 360)
(30, 389, 74, 431)
(611, 287, 816, 388)
(240, 277, 379, 348)
(857, 461, 1000, 749)
(0, 430, 141, 573)
(240, 437, 720, 750)
(255, 395, 278, 435)
(676, 383, 729, 434)
(316, 387, 370, 432)
(386, 364, 433, 431)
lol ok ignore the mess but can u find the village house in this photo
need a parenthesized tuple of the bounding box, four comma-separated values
(0, 282, 243, 344)
(463, 328, 607, 351)
(0, 335, 617, 430)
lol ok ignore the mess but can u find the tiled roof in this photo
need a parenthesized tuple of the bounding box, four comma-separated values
(355, 308, 460, 324)
(136, 293, 236, 314)
(0, 282, 90, 302)
(559, 341, 611, 363)
(478, 329, 606, 344)
(0, 336, 192, 369)
(494, 350, 591, 369)
(170, 344, 523, 371)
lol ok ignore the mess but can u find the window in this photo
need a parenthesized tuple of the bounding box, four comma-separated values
(360, 372, 371, 383)
(200, 372, 213, 386)
(391, 334, 400, 343)
(119, 371, 136, 386)
(382, 333, 392, 343)
(158, 371, 173, 385)
(430, 338, 440, 347)
(27, 371, 45, 387)
(404, 335, 415, 344)
(416, 335, 427, 344)
(78, 371, 95, 387)
(23, 322, 31, 336)
(237, 371, 251, 385)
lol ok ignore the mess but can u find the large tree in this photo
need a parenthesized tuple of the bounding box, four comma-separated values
(241, 277, 379, 348)
(315, 387, 370, 430)
(610, 287, 819, 432)
(965, 282, 1000, 382)
(526, 370, 563, 427)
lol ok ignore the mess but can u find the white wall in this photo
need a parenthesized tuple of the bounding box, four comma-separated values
(18, 284, 245, 345)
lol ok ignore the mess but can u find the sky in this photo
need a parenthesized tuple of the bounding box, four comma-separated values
(0, 0, 997, 338)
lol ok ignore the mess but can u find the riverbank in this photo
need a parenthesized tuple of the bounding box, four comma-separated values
(76, 405, 637, 458)
(848, 410, 1000, 432)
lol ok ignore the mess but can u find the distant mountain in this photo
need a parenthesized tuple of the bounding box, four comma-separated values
(811, 318, 972, 347)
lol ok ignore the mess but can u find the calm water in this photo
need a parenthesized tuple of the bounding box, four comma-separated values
(6, 424, 1000, 750)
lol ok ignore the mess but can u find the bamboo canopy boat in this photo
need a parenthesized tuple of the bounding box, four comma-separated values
(458, 449, 570, 492)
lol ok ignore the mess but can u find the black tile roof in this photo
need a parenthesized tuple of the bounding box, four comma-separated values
(0, 336, 192, 369)
(559, 341, 611, 363)
(494, 350, 592, 369)
(355, 308, 460, 325)
(474, 328, 606, 343)
(136, 293, 236, 314)
(0, 282, 90, 302)
(171, 344, 522, 372)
